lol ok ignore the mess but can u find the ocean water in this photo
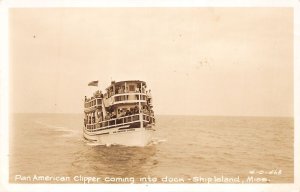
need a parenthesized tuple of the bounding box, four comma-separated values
(9, 114, 293, 184)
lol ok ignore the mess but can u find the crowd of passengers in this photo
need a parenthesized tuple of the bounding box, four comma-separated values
(85, 87, 151, 102)
(85, 105, 154, 125)
(105, 105, 153, 121)
(85, 86, 152, 106)
(107, 85, 151, 98)
(84, 84, 154, 126)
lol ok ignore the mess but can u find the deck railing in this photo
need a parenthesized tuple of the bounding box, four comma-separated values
(85, 113, 155, 132)
(84, 93, 149, 109)
(84, 98, 102, 108)
(113, 92, 147, 104)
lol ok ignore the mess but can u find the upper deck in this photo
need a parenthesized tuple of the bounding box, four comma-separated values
(84, 80, 152, 110)
(105, 80, 146, 96)
(84, 80, 155, 132)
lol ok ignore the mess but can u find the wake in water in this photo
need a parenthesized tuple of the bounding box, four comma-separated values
(85, 141, 107, 147)
(148, 138, 167, 146)
(34, 120, 67, 129)
(33, 119, 79, 137)
(85, 138, 167, 147)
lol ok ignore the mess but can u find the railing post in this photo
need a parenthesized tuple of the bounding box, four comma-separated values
(140, 113, 143, 129)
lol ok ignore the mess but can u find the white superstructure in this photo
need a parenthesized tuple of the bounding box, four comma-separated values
(83, 80, 155, 146)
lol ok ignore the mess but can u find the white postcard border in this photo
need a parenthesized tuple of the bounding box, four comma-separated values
(1, 0, 299, 192)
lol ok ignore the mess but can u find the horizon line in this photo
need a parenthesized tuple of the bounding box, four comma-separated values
(8, 112, 294, 118)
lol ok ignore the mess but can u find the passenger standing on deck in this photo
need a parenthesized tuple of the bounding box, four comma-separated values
(134, 105, 139, 114)
(120, 110, 124, 117)
(142, 85, 147, 93)
(122, 110, 126, 117)
(105, 112, 109, 120)
(117, 109, 121, 118)
(111, 111, 116, 119)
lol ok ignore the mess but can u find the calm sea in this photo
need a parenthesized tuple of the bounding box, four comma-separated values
(9, 114, 293, 184)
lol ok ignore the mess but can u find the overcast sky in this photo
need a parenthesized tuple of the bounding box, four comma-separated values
(9, 8, 293, 116)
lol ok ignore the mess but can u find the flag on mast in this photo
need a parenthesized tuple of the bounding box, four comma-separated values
(88, 80, 98, 86)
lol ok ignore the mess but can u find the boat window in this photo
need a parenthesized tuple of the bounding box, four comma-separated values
(129, 85, 135, 92)
(115, 96, 121, 102)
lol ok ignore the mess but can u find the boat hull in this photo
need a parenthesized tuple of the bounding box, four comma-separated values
(83, 128, 154, 147)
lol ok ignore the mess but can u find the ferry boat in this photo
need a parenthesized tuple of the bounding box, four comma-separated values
(83, 80, 156, 146)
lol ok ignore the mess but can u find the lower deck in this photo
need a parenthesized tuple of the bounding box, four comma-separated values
(84, 113, 155, 136)
(83, 125, 155, 146)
